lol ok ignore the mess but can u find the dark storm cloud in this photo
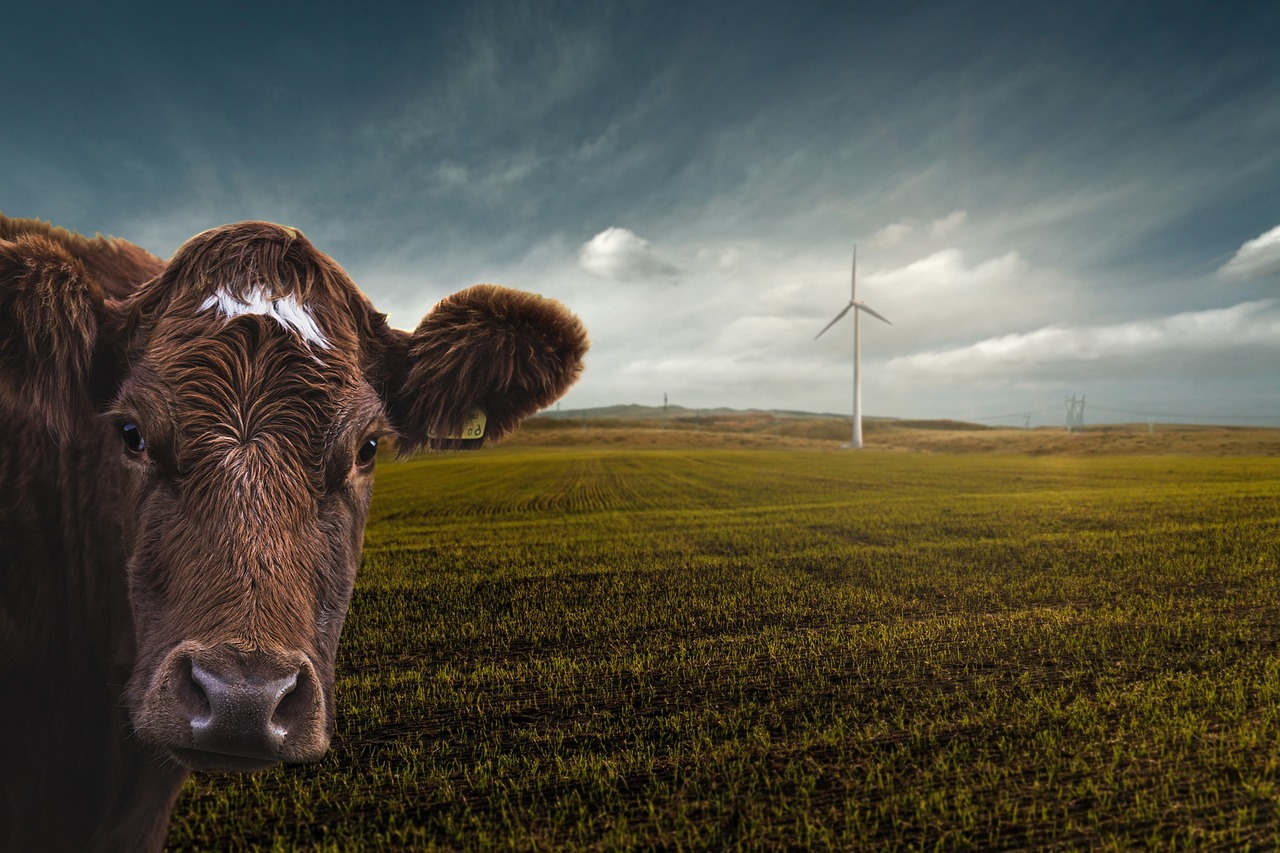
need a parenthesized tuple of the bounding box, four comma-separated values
(4, 1, 1279, 421)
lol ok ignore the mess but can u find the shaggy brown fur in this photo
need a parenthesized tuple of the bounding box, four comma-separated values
(398, 284, 590, 450)
(0, 219, 165, 444)
(0, 214, 587, 851)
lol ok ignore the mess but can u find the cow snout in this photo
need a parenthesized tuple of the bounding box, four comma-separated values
(143, 645, 330, 771)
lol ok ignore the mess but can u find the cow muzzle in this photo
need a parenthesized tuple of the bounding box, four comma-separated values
(140, 643, 330, 771)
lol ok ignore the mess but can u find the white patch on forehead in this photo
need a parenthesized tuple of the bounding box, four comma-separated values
(198, 285, 330, 349)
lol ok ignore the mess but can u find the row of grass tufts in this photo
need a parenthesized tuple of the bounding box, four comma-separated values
(167, 448, 1280, 850)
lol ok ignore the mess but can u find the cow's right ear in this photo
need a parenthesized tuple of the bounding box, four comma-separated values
(0, 234, 125, 438)
(370, 284, 589, 453)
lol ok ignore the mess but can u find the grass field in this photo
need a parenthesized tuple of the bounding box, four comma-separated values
(166, 444, 1280, 850)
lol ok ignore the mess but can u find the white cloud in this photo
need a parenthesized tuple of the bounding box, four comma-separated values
(1219, 224, 1280, 279)
(929, 209, 967, 238)
(869, 210, 966, 248)
(861, 249, 1075, 351)
(886, 300, 1280, 383)
(578, 227, 680, 281)
(695, 244, 749, 270)
(871, 221, 913, 247)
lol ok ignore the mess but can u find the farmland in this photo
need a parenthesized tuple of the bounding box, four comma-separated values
(167, 442, 1280, 850)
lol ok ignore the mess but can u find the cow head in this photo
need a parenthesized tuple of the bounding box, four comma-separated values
(0, 221, 587, 771)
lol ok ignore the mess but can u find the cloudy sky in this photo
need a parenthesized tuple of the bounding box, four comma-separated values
(5, 1, 1279, 425)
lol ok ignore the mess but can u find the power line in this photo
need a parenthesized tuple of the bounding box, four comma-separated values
(965, 411, 1039, 421)
(958, 401, 1278, 427)
(1088, 405, 1279, 422)
(962, 406, 1060, 421)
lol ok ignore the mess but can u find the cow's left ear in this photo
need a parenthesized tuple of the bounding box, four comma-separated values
(0, 233, 128, 439)
(375, 284, 588, 452)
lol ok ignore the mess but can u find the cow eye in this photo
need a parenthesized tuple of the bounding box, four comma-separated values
(356, 437, 378, 469)
(120, 423, 146, 455)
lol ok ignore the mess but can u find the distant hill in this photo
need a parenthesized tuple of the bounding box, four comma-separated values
(512, 409, 1280, 455)
(516, 405, 1011, 449)
(534, 404, 859, 421)
(530, 405, 997, 432)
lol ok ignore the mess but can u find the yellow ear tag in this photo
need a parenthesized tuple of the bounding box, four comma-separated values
(429, 408, 487, 440)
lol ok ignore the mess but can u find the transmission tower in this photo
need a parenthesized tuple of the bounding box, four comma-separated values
(1065, 395, 1086, 432)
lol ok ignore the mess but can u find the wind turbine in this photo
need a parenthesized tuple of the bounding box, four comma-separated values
(815, 246, 891, 449)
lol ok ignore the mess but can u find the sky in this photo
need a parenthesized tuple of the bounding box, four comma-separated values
(4, 1, 1279, 426)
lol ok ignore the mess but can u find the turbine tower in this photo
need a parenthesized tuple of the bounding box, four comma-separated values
(815, 246, 891, 449)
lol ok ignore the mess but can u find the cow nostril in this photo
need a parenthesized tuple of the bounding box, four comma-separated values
(171, 656, 211, 725)
(152, 647, 325, 764)
(270, 667, 314, 739)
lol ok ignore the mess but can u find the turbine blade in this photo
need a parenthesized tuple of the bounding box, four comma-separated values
(851, 245, 858, 301)
(855, 301, 892, 325)
(814, 301, 855, 339)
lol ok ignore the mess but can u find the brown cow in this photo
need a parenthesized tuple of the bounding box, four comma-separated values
(0, 215, 588, 851)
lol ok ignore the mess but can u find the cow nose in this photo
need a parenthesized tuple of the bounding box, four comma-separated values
(170, 649, 317, 762)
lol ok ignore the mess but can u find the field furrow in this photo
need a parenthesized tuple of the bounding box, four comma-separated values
(168, 448, 1280, 851)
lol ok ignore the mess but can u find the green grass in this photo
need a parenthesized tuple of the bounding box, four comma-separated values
(166, 448, 1280, 850)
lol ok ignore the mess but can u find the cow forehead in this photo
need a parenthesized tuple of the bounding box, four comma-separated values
(140, 220, 369, 355)
(198, 284, 330, 350)
(120, 222, 385, 448)
(131, 314, 370, 463)
(184, 325, 345, 397)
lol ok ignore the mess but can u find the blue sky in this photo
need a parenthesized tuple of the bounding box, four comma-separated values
(5, 1, 1279, 425)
